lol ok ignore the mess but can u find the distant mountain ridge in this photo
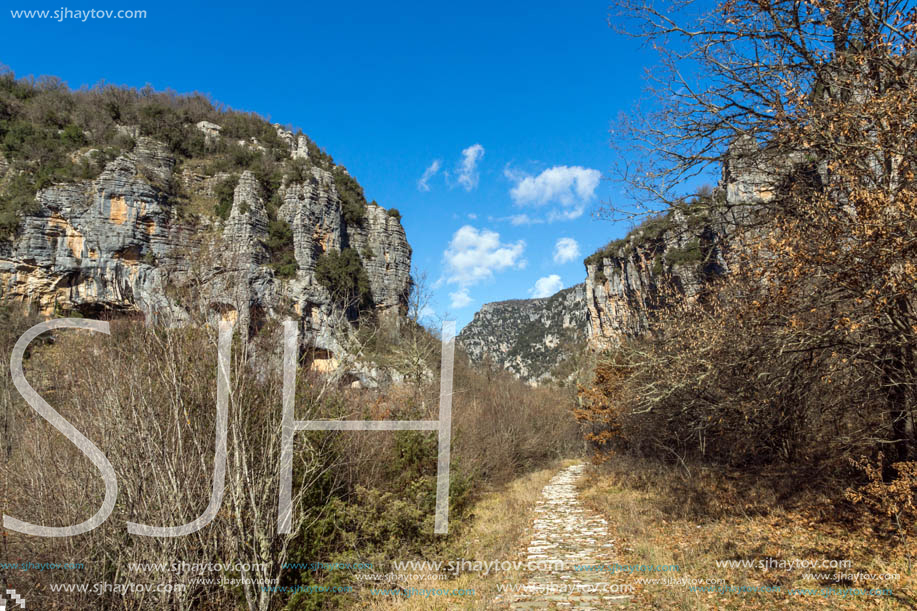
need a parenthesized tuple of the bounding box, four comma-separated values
(458, 283, 588, 385)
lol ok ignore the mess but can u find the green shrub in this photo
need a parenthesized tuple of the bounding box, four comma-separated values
(137, 102, 207, 157)
(636, 212, 673, 241)
(247, 155, 283, 203)
(0, 206, 24, 237)
(314, 248, 373, 315)
(219, 112, 286, 161)
(265, 219, 297, 279)
(60, 123, 86, 147)
(0, 89, 110, 235)
(0, 70, 379, 236)
(332, 168, 366, 225)
(2, 119, 83, 164)
(213, 174, 239, 220)
(664, 238, 704, 267)
(0, 135, 109, 238)
(673, 190, 717, 231)
(219, 112, 262, 140)
(88, 146, 125, 169)
(585, 238, 626, 267)
(386, 207, 401, 220)
(285, 158, 311, 184)
(652, 253, 665, 276)
(305, 138, 334, 169)
(229, 143, 258, 168)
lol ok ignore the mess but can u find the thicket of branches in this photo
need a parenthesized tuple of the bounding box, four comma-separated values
(579, 0, 917, 537)
(0, 290, 580, 610)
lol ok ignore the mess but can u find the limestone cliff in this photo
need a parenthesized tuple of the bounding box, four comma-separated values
(459, 138, 776, 381)
(584, 136, 777, 349)
(583, 203, 729, 349)
(0, 118, 411, 357)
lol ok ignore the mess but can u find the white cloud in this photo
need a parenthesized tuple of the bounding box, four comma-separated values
(506, 165, 601, 221)
(548, 205, 586, 221)
(418, 303, 437, 321)
(553, 237, 581, 263)
(467, 213, 478, 220)
(417, 159, 442, 192)
(509, 165, 601, 205)
(529, 274, 563, 298)
(456, 144, 484, 191)
(449, 289, 473, 309)
(443, 225, 526, 295)
(508, 213, 544, 226)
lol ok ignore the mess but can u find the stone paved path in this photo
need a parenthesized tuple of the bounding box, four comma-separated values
(496, 463, 631, 609)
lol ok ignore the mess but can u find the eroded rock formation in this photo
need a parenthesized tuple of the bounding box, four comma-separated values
(461, 137, 782, 381)
(0, 127, 412, 356)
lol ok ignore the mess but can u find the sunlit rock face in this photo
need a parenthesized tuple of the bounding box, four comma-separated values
(0, 129, 412, 356)
(585, 136, 788, 350)
(458, 284, 588, 385)
(462, 137, 784, 380)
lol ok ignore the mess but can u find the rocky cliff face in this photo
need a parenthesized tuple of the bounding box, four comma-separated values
(460, 138, 777, 382)
(0, 127, 412, 356)
(458, 283, 588, 385)
(583, 206, 728, 349)
(584, 137, 777, 349)
(458, 205, 732, 383)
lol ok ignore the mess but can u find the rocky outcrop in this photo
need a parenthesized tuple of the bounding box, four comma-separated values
(0, 141, 179, 319)
(0, 128, 411, 358)
(459, 203, 733, 382)
(462, 137, 781, 383)
(195, 121, 222, 144)
(273, 125, 310, 161)
(458, 284, 588, 385)
(584, 136, 781, 349)
(584, 208, 728, 349)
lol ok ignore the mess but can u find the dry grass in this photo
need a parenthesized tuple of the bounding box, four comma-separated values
(186, 194, 218, 217)
(346, 461, 565, 610)
(577, 456, 917, 610)
(0, 305, 585, 610)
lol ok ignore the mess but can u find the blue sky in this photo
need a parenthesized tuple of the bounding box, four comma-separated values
(3, 0, 671, 328)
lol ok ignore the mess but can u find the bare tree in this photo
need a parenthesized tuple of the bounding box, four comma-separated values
(603, 0, 917, 463)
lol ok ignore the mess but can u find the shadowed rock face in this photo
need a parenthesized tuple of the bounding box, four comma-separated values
(458, 284, 588, 385)
(0, 129, 412, 355)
